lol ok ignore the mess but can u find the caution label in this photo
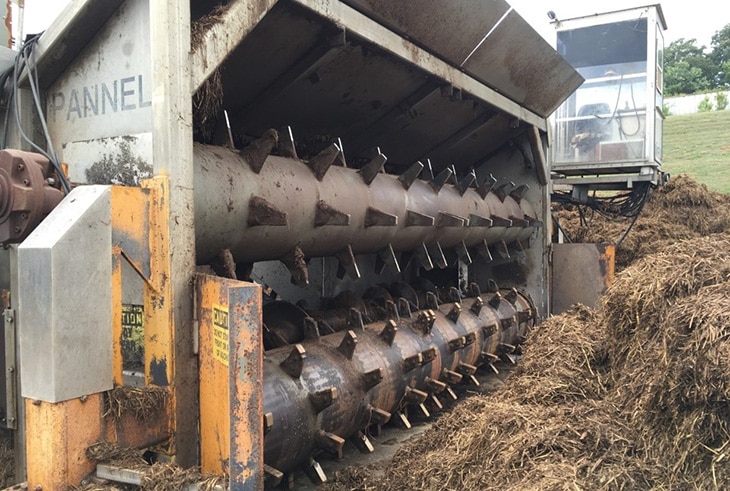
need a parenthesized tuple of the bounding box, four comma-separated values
(212, 304, 229, 367)
(121, 304, 144, 367)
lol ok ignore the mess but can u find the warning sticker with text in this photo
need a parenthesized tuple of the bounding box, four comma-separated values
(212, 304, 229, 367)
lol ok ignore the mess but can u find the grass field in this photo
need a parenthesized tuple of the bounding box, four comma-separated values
(662, 110, 730, 194)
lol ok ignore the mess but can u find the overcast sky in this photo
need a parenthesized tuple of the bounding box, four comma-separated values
(510, 0, 729, 49)
(21, 0, 730, 49)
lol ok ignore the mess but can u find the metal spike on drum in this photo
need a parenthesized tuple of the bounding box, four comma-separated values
(379, 319, 397, 346)
(338, 330, 358, 359)
(279, 344, 306, 378)
(278, 126, 298, 159)
(239, 129, 278, 173)
(248, 197, 287, 227)
(365, 207, 398, 227)
(510, 183, 529, 202)
(456, 170, 476, 195)
(427, 242, 448, 269)
(351, 431, 374, 453)
(335, 245, 361, 279)
(314, 200, 350, 227)
(307, 143, 340, 180)
(303, 317, 320, 341)
(398, 161, 424, 190)
(280, 246, 309, 286)
(375, 244, 400, 274)
(406, 210, 435, 227)
(430, 168, 452, 193)
(414, 243, 434, 271)
(455, 241, 472, 265)
(310, 387, 338, 413)
(477, 173, 498, 199)
(359, 152, 387, 185)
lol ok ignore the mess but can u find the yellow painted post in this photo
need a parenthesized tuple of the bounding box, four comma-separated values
(111, 250, 124, 385)
(198, 274, 263, 488)
(149, 0, 198, 466)
(141, 178, 174, 388)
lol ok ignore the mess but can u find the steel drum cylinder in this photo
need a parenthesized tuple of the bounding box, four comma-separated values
(262, 290, 535, 475)
(193, 144, 537, 264)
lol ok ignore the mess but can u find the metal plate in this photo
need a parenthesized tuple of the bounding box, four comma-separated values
(341, 0, 511, 64)
(462, 10, 584, 117)
(551, 243, 615, 314)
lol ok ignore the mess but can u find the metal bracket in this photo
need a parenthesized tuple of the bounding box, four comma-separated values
(3, 309, 16, 430)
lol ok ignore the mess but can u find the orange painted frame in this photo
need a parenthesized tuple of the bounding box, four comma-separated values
(24, 178, 177, 489)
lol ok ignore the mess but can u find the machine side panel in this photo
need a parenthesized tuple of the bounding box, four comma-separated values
(199, 275, 233, 474)
(45, 0, 152, 183)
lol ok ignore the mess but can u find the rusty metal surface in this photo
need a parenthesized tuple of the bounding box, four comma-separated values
(551, 243, 615, 314)
(198, 274, 264, 488)
(261, 289, 536, 476)
(0, 150, 64, 244)
(194, 144, 538, 268)
(462, 10, 584, 117)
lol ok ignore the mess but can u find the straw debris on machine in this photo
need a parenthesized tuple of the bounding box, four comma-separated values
(191, 5, 228, 141)
(103, 385, 169, 422)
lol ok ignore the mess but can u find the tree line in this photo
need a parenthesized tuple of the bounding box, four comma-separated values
(665, 23, 730, 95)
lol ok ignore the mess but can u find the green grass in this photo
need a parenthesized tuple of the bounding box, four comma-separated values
(663, 110, 730, 194)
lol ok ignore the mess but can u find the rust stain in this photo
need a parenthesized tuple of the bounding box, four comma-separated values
(600, 244, 616, 290)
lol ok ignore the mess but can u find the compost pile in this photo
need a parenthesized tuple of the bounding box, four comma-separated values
(327, 177, 730, 490)
(554, 174, 730, 270)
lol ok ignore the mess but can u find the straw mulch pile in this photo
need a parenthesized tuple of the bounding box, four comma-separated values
(601, 235, 730, 489)
(326, 231, 730, 490)
(554, 174, 730, 270)
(502, 304, 610, 405)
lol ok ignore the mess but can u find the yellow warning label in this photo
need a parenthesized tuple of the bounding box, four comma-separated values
(212, 304, 229, 367)
(121, 304, 144, 367)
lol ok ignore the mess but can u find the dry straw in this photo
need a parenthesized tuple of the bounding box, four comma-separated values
(554, 174, 730, 270)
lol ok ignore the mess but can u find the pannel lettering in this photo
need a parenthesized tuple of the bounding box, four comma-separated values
(49, 74, 151, 122)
